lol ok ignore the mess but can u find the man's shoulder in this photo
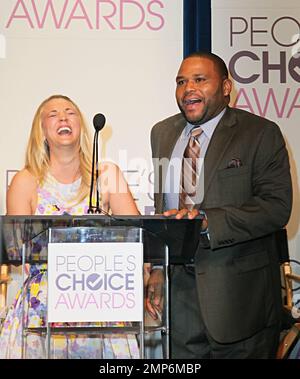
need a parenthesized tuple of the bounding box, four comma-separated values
(228, 107, 276, 127)
(226, 107, 283, 142)
(152, 113, 184, 133)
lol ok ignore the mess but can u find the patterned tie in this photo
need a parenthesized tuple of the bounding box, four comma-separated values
(179, 127, 203, 210)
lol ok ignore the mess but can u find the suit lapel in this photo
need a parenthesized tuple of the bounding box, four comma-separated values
(161, 116, 186, 160)
(204, 108, 238, 197)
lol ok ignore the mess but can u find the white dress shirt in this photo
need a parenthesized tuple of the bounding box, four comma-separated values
(164, 109, 226, 210)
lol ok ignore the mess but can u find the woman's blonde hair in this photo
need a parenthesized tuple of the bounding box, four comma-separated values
(25, 94, 92, 204)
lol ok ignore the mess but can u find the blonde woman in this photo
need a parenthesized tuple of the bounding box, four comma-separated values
(0, 95, 140, 358)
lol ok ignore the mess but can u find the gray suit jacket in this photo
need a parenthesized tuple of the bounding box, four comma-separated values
(151, 107, 292, 343)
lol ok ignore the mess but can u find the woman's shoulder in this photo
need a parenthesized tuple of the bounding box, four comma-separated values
(10, 168, 37, 189)
(7, 169, 38, 215)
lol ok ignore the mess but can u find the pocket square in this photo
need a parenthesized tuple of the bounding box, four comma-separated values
(227, 158, 242, 168)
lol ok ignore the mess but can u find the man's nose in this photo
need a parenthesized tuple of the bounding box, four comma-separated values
(185, 80, 196, 92)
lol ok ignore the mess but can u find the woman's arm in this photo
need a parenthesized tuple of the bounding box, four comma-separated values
(6, 169, 37, 215)
(100, 162, 140, 215)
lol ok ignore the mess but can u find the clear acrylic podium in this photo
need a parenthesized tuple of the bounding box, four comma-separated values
(0, 215, 202, 359)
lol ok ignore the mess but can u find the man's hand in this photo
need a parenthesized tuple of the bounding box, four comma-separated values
(145, 268, 164, 320)
(163, 208, 208, 231)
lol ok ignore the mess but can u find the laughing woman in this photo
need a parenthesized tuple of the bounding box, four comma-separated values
(0, 94, 141, 359)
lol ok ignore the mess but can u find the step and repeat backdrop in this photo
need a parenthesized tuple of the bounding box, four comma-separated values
(0, 0, 183, 215)
(212, 0, 300, 262)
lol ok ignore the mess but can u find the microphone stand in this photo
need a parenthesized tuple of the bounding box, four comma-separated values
(88, 113, 112, 218)
(95, 129, 101, 213)
(88, 131, 98, 214)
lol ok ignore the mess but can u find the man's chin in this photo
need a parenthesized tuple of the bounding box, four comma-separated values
(178, 104, 203, 124)
(181, 111, 202, 125)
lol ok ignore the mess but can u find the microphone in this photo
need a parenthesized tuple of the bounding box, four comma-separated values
(88, 113, 108, 215)
(93, 113, 106, 132)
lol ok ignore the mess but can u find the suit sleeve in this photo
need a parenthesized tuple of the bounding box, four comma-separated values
(205, 123, 292, 250)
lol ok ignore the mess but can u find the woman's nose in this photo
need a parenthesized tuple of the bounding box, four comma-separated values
(59, 111, 67, 120)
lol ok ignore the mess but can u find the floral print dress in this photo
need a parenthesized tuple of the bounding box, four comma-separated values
(0, 174, 140, 359)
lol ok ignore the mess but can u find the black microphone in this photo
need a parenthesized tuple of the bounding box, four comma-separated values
(93, 113, 106, 132)
(88, 113, 107, 215)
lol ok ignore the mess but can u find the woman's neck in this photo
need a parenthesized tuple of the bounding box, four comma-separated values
(49, 149, 81, 184)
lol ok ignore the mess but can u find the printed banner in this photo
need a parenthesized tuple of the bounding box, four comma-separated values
(48, 242, 143, 322)
(212, 0, 300, 261)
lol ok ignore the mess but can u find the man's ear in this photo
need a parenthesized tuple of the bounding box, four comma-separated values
(223, 78, 232, 97)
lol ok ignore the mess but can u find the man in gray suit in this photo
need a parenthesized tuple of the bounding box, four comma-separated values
(147, 52, 292, 358)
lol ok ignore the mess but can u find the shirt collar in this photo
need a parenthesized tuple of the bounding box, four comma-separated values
(183, 108, 226, 139)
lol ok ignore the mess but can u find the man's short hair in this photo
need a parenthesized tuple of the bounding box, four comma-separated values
(185, 51, 229, 79)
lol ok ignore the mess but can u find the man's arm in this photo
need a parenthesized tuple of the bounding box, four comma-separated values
(205, 122, 292, 250)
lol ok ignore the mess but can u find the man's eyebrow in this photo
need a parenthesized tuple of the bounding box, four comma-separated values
(176, 74, 204, 81)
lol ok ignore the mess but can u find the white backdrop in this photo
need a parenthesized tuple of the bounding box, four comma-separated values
(0, 0, 183, 214)
(212, 0, 300, 262)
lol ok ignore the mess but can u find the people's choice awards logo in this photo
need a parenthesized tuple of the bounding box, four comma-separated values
(48, 242, 143, 323)
(4, 0, 166, 31)
(228, 16, 300, 119)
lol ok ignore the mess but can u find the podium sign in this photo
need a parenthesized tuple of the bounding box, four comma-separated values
(48, 242, 143, 323)
(0, 215, 203, 359)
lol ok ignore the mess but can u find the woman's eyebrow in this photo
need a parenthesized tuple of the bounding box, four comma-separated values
(48, 109, 57, 113)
